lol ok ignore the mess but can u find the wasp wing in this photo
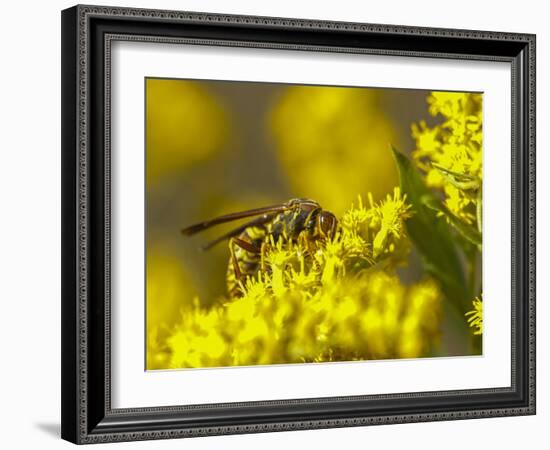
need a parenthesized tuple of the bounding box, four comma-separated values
(181, 203, 289, 236)
(201, 213, 277, 251)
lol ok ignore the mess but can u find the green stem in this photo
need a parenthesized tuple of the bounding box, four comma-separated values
(468, 249, 479, 300)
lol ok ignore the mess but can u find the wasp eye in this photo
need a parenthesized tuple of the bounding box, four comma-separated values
(319, 211, 337, 239)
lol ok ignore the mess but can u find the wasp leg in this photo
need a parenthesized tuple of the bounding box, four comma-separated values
(229, 239, 242, 281)
(229, 237, 261, 283)
(233, 237, 261, 254)
(297, 233, 314, 258)
(260, 240, 269, 273)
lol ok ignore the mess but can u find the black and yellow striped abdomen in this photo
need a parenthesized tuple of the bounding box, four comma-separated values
(226, 225, 268, 297)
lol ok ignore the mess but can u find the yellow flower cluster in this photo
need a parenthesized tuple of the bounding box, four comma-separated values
(153, 189, 442, 369)
(146, 248, 200, 370)
(412, 92, 482, 231)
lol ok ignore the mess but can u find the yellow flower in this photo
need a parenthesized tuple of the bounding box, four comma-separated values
(146, 248, 199, 370)
(167, 304, 229, 368)
(370, 188, 413, 258)
(412, 92, 482, 230)
(465, 297, 483, 335)
(444, 184, 475, 224)
(151, 193, 443, 369)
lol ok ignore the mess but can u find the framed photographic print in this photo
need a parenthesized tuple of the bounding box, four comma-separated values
(61, 4, 536, 444)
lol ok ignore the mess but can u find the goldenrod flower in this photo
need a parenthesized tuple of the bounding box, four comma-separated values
(369, 188, 413, 258)
(146, 248, 199, 370)
(411, 92, 482, 233)
(152, 193, 443, 369)
(465, 297, 483, 335)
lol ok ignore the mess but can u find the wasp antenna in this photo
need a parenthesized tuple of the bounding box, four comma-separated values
(181, 222, 208, 236)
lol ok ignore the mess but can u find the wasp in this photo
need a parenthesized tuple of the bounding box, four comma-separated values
(181, 198, 338, 297)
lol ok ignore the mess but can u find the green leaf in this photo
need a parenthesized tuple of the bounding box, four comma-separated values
(391, 146, 469, 314)
(421, 195, 482, 248)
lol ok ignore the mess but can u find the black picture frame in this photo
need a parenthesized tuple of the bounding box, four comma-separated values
(61, 4, 536, 444)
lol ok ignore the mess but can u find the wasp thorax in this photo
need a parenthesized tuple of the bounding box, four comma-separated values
(287, 198, 320, 212)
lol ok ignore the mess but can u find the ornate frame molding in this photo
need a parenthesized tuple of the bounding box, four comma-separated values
(61, 4, 536, 444)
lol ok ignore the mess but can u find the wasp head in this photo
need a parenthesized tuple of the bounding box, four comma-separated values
(317, 210, 338, 240)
